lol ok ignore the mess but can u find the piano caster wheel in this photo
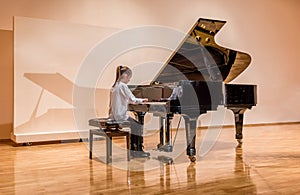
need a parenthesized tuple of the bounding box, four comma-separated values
(237, 139, 243, 145)
(189, 156, 196, 162)
(23, 142, 33, 146)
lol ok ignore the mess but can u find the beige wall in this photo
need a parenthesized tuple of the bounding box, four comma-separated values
(0, 0, 300, 139)
(13, 17, 118, 139)
(0, 30, 13, 139)
(12, 17, 175, 142)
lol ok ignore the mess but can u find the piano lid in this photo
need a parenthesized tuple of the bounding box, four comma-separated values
(152, 18, 251, 84)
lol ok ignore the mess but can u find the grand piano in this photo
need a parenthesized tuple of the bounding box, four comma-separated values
(128, 18, 257, 162)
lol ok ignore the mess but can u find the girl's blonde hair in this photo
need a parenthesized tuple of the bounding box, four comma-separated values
(112, 65, 132, 87)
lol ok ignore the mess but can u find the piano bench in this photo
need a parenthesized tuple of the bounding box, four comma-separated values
(89, 120, 131, 164)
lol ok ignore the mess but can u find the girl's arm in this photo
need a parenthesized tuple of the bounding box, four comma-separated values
(122, 84, 147, 103)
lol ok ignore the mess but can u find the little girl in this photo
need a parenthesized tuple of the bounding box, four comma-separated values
(109, 65, 150, 158)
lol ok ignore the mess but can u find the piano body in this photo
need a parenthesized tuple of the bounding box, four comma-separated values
(128, 18, 257, 162)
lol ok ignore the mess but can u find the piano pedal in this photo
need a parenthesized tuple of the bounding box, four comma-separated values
(157, 155, 173, 164)
(157, 144, 173, 152)
(152, 155, 173, 164)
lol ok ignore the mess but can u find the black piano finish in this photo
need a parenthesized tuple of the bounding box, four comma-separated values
(225, 84, 257, 108)
(129, 18, 257, 162)
(153, 18, 251, 84)
(178, 80, 223, 114)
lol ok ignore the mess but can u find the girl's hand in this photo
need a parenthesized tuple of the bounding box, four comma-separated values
(143, 98, 148, 102)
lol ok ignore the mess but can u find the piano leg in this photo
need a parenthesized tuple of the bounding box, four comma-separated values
(158, 117, 164, 148)
(165, 114, 172, 150)
(136, 112, 146, 125)
(230, 108, 247, 145)
(157, 114, 173, 152)
(183, 115, 197, 162)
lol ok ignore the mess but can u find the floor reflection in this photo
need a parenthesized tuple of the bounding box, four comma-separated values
(3, 124, 300, 194)
(182, 145, 257, 194)
(88, 144, 257, 194)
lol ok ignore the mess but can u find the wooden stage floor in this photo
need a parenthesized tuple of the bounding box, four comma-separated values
(1, 123, 300, 194)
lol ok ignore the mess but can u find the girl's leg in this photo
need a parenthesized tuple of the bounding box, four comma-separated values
(127, 117, 150, 158)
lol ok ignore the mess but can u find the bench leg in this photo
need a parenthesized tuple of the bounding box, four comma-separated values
(89, 130, 93, 159)
(126, 134, 130, 161)
(106, 136, 112, 164)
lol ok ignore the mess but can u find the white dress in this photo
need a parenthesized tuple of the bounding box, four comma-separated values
(109, 81, 144, 121)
